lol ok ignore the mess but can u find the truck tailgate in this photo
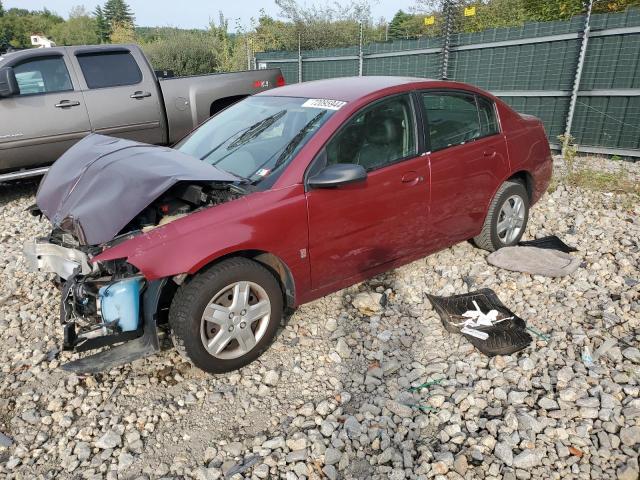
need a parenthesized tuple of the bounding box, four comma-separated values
(159, 69, 284, 143)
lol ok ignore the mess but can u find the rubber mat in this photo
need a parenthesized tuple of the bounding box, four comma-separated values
(426, 288, 532, 356)
(518, 235, 577, 253)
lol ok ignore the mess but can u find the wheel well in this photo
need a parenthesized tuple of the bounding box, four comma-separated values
(209, 95, 248, 117)
(508, 171, 533, 201)
(166, 250, 296, 310)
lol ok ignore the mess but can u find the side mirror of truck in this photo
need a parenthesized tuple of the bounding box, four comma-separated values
(0, 67, 19, 98)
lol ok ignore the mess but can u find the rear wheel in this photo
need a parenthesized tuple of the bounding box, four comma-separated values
(474, 180, 529, 252)
(169, 257, 283, 373)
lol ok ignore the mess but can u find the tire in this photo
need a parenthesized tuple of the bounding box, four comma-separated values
(474, 180, 529, 252)
(169, 257, 283, 374)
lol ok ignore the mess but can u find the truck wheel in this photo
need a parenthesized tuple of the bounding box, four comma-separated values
(474, 180, 529, 252)
(169, 257, 283, 374)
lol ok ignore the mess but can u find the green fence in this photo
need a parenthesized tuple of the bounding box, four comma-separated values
(256, 9, 640, 158)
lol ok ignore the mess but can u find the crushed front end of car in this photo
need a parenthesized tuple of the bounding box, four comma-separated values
(24, 235, 166, 373)
(23, 134, 244, 373)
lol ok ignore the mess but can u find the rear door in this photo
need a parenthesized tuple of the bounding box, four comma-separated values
(0, 52, 91, 171)
(305, 93, 430, 291)
(423, 90, 510, 249)
(69, 47, 166, 145)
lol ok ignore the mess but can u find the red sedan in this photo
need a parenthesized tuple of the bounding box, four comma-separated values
(27, 76, 552, 374)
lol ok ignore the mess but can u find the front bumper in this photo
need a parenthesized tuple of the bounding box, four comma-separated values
(23, 238, 163, 373)
(24, 238, 93, 279)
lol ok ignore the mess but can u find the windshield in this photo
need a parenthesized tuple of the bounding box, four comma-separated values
(176, 96, 339, 186)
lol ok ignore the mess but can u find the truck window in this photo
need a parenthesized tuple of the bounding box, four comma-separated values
(76, 51, 142, 89)
(13, 57, 73, 95)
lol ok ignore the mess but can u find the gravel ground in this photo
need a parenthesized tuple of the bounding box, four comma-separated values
(0, 158, 639, 480)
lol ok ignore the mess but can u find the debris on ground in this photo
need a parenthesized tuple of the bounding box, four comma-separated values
(427, 288, 533, 356)
(487, 245, 581, 277)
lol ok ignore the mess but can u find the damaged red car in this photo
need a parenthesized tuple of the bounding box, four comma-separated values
(25, 76, 552, 374)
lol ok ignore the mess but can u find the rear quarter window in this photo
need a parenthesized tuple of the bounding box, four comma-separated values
(76, 51, 142, 89)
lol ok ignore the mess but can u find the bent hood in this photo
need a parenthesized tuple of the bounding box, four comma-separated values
(37, 134, 238, 246)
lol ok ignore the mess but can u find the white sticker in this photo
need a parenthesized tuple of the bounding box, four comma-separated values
(256, 168, 271, 177)
(302, 98, 347, 110)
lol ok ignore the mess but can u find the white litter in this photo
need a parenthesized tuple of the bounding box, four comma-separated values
(461, 326, 489, 340)
(454, 301, 513, 341)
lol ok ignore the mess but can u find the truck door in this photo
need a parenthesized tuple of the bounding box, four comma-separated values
(0, 52, 91, 171)
(69, 47, 167, 145)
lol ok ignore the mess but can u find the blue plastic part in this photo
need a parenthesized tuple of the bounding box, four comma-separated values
(99, 278, 143, 332)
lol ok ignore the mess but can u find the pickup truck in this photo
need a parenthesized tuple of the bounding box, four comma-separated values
(0, 44, 284, 181)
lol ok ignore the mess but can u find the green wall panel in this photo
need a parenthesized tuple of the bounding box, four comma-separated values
(256, 10, 640, 154)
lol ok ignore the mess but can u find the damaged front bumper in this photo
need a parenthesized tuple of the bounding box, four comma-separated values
(24, 238, 164, 374)
(24, 238, 93, 279)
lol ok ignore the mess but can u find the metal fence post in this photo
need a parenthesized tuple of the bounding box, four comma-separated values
(246, 37, 252, 71)
(359, 22, 364, 76)
(441, 0, 455, 80)
(563, 0, 594, 154)
(298, 33, 303, 83)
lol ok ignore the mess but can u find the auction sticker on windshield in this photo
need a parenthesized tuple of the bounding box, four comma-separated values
(301, 99, 347, 110)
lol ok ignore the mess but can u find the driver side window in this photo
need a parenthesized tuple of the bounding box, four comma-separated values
(13, 57, 73, 96)
(325, 94, 417, 171)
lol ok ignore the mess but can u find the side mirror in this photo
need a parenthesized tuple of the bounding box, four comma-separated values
(308, 163, 367, 189)
(0, 67, 19, 98)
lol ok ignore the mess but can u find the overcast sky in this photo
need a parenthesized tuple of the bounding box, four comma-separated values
(7, 1, 416, 29)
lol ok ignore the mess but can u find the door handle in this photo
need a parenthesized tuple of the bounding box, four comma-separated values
(401, 172, 424, 185)
(130, 91, 151, 99)
(55, 100, 81, 108)
(483, 149, 497, 158)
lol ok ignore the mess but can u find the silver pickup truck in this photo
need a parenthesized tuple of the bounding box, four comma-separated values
(0, 44, 284, 181)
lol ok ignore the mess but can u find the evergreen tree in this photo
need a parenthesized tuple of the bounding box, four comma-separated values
(94, 5, 110, 42)
(0, 1, 5, 17)
(103, 0, 134, 28)
(388, 10, 414, 39)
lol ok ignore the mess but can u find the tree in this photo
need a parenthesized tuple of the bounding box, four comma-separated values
(388, 10, 416, 39)
(94, 5, 110, 42)
(109, 22, 135, 43)
(103, 0, 134, 28)
(51, 6, 99, 45)
(0, 1, 4, 17)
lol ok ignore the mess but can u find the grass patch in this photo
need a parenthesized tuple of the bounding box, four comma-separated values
(567, 167, 639, 195)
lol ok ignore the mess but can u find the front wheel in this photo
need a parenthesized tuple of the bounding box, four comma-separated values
(169, 257, 283, 374)
(474, 180, 529, 252)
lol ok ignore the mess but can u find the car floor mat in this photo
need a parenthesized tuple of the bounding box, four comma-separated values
(426, 288, 532, 356)
(518, 235, 577, 253)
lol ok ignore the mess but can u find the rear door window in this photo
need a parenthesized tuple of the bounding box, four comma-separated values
(13, 57, 73, 95)
(422, 92, 481, 151)
(477, 95, 500, 137)
(76, 51, 142, 89)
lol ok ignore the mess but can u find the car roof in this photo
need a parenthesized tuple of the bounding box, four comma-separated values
(258, 76, 444, 102)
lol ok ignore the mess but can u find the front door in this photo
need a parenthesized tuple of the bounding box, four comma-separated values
(69, 47, 166, 145)
(305, 93, 430, 291)
(422, 90, 510, 249)
(0, 54, 91, 170)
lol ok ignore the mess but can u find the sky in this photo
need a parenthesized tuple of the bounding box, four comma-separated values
(6, 1, 417, 30)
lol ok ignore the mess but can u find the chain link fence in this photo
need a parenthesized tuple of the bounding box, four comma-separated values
(254, 6, 640, 158)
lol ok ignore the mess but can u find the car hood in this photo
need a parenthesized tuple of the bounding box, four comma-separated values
(36, 134, 238, 246)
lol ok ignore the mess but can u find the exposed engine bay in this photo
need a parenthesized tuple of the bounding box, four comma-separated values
(25, 180, 244, 372)
(122, 182, 244, 236)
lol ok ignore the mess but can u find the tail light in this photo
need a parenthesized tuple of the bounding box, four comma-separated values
(276, 75, 286, 87)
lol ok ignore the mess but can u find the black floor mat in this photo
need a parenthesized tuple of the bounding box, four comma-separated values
(427, 288, 532, 356)
(518, 235, 577, 253)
